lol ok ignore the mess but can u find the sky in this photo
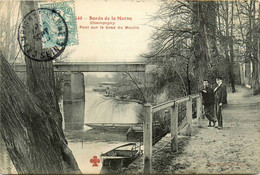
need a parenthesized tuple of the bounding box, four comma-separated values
(66, 0, 160, 62)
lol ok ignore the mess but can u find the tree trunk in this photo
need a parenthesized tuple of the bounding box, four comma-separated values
(223, 1, 236, 92)
(229, 1, 236, 93)
(0, 52, 81, 174)
(186, 60, 191, 95)
(0, 1, 81, 173)
(191, 1, 209, 90)
(252, 1, 260, 95)
(20, 1, 61, 113)
(252, 58, 259, 95)
(203, 1, 217, 66)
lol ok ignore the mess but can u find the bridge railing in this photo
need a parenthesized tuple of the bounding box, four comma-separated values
(143, 93, 202, 173)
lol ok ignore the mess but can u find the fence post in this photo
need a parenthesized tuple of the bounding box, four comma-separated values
(196, 94, 203, 127)
(143, 103, 152, 174)
(186, 96, 192, 136)
(170, 103, 178, 152)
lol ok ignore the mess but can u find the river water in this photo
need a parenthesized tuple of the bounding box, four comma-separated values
(0, 86, 142, 174)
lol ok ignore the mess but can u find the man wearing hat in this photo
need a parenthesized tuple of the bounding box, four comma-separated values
(201, 80, 216, 127)
(214, 76, 227, 129)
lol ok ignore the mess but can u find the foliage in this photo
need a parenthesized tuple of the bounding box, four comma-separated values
(140, 0, 260, 100)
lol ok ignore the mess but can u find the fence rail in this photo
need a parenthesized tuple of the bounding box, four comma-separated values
(143, 93, 202, 173)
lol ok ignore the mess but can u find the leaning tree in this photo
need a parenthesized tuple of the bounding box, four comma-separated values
(0, 1, 81, 174)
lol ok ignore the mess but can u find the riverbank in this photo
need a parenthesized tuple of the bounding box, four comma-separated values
(65, 127, 127, 143)
(123, 86, 260, 174)
(65, 127, 129, 174)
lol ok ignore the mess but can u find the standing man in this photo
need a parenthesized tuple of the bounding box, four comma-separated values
(201, 80, 216, 127)
(214, 77, 227, 130)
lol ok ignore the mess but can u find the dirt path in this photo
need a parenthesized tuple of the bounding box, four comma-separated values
(124, 86, 260, 174)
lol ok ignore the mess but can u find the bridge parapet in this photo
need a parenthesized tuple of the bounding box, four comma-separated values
(13, 62, 146, 72)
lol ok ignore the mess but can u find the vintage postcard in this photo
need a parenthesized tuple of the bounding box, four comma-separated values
(0, 0, 259, 174)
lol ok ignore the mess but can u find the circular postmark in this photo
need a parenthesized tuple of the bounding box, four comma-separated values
(18, 8, 68, 62)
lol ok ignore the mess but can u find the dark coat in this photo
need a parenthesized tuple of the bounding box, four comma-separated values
(214, 84, 227, 105)
(201, 87, 214, 107)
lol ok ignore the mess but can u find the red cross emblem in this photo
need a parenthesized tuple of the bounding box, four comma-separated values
(90, 156, 100, 167)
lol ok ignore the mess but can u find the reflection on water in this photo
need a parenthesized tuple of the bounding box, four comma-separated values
(0, 135, 17, 174)
(69, 86, 139, 174)
(0, 130, 128, 174)
(68, 138, 127, 174)
(85, 86, 142, 124)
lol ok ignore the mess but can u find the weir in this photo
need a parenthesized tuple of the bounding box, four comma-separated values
(13, 62, 146, 130)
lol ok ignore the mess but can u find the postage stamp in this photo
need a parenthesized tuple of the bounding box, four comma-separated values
(39, 1, 79, 46)
(18, 8, 68, 61)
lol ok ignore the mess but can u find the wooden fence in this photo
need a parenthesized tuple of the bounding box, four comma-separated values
(143, 93, 202, 173)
